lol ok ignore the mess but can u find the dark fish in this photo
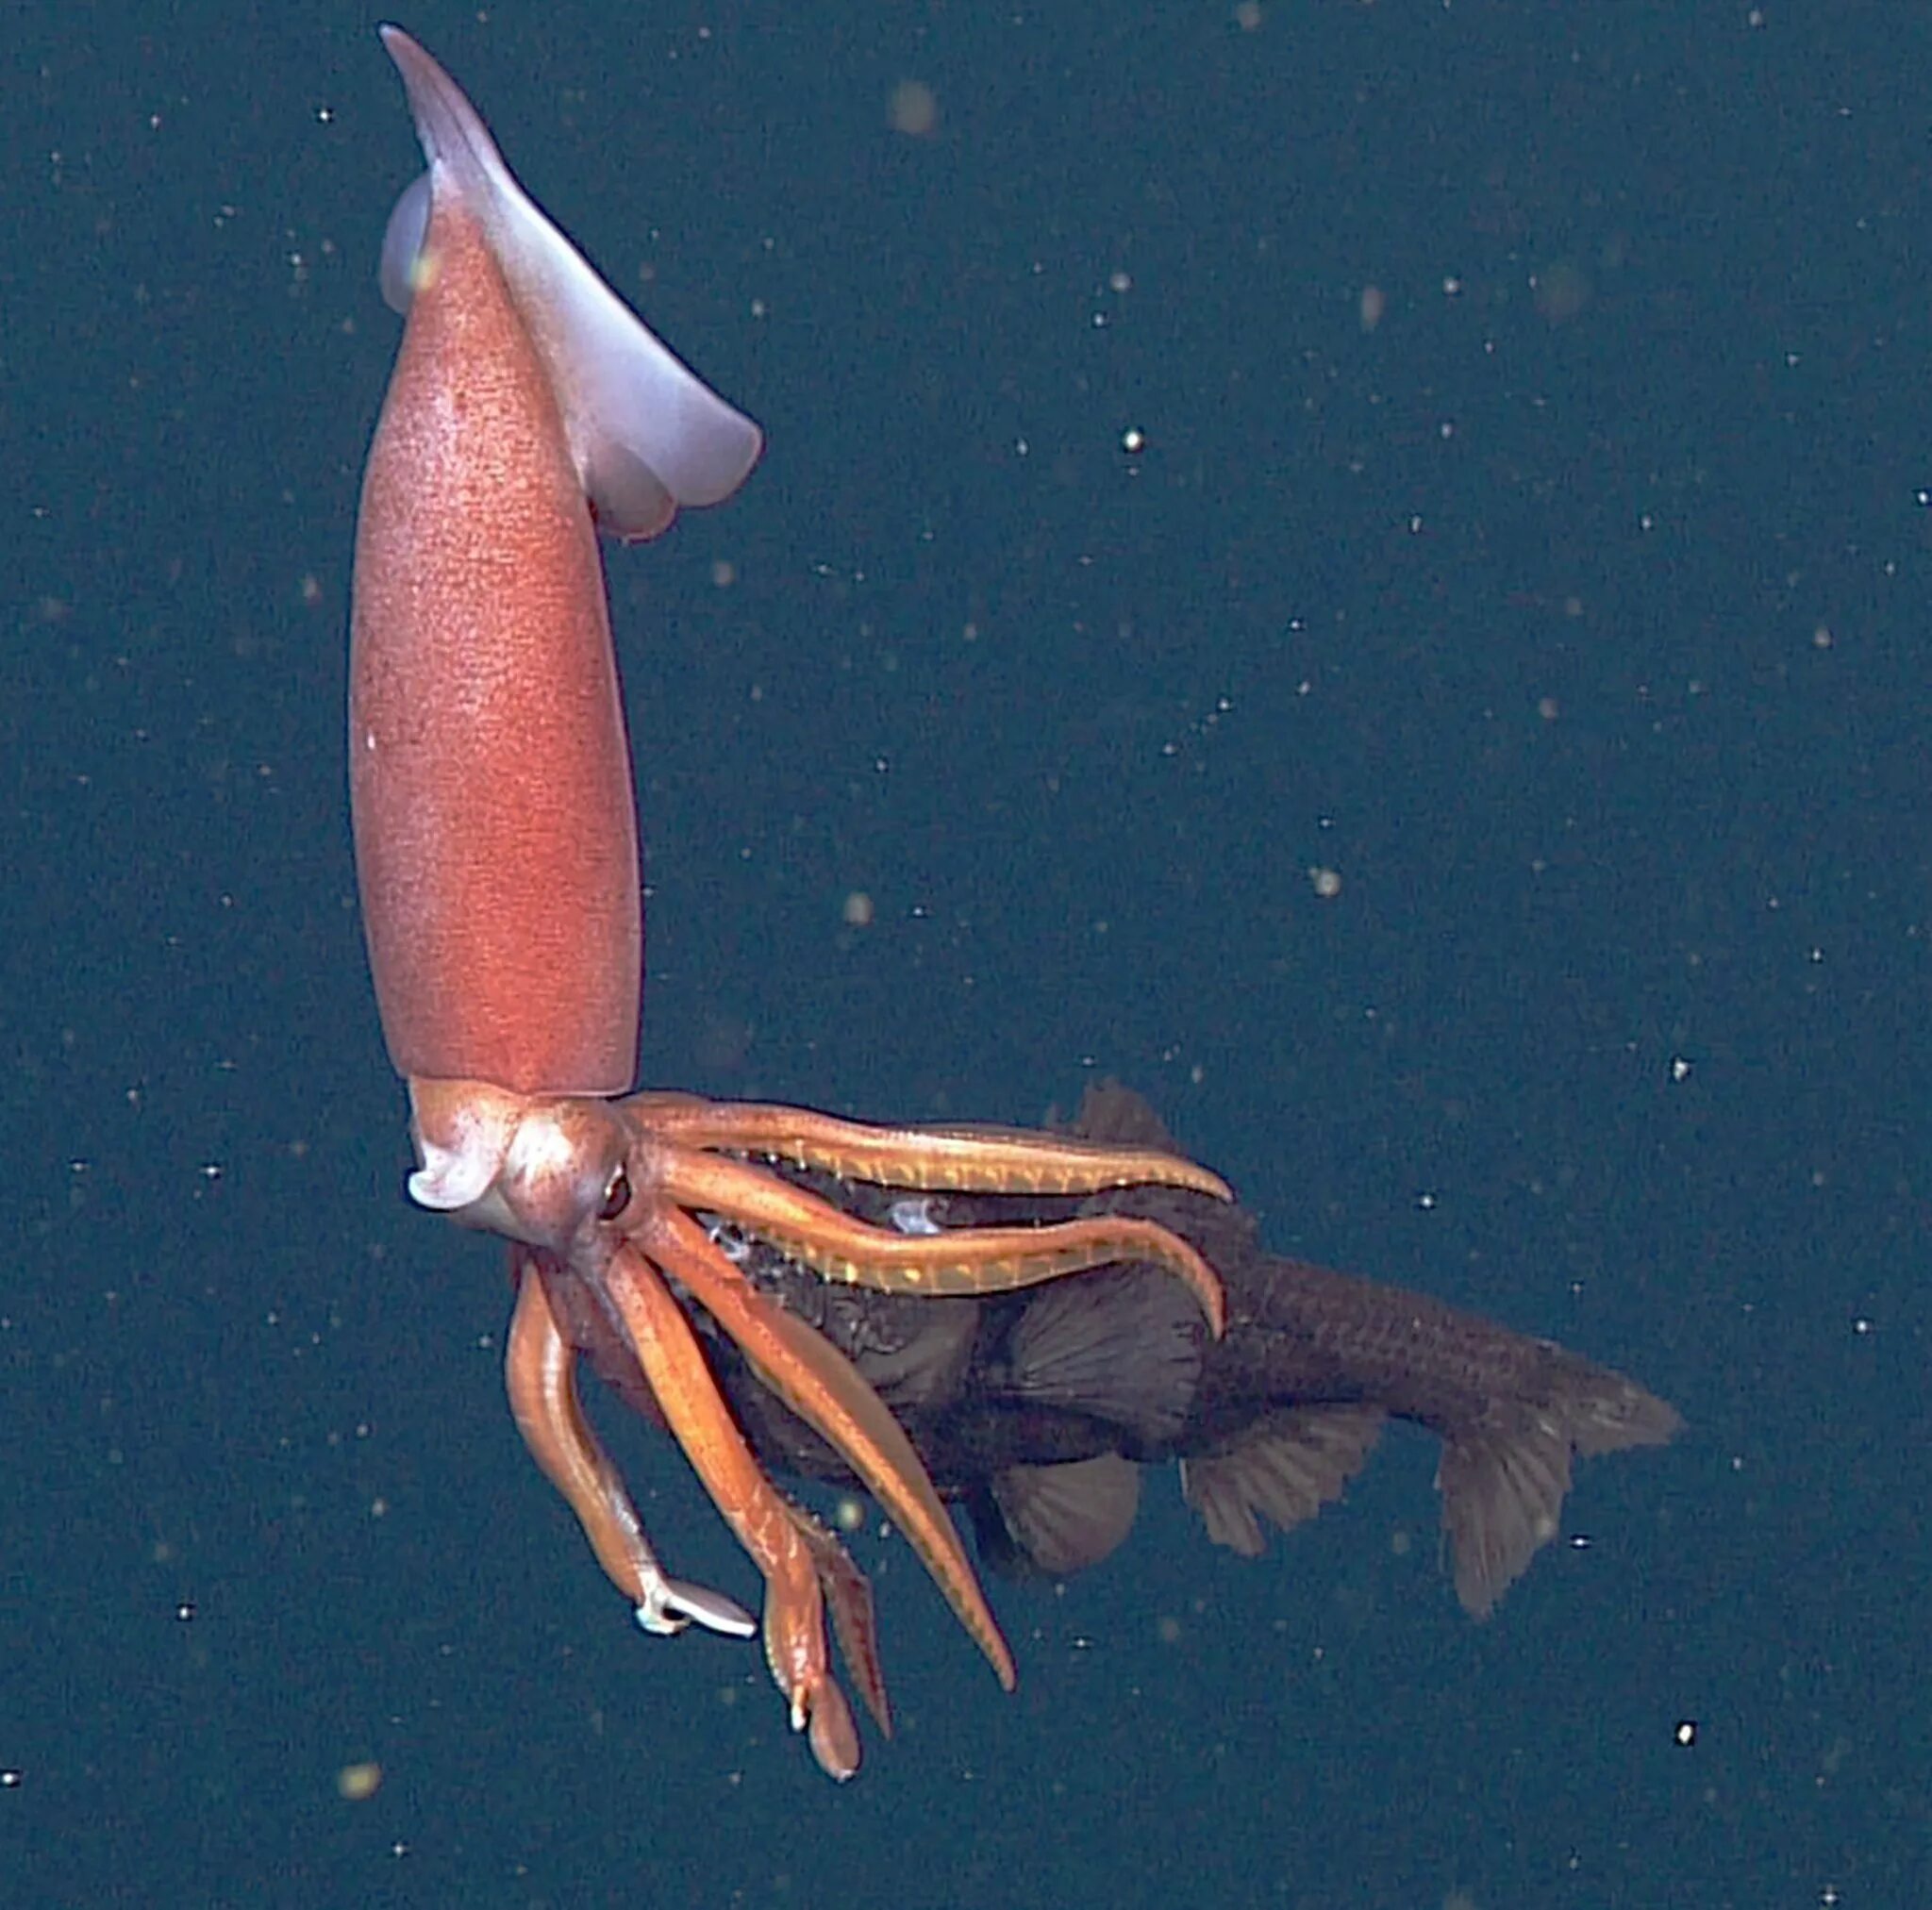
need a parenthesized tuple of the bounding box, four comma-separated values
(691, 1083, 1681, 1619)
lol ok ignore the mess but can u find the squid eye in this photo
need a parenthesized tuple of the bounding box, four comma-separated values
(598, 1168, 632, 1222)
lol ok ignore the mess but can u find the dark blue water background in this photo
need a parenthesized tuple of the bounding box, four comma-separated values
(4, 4, 1924, 1903)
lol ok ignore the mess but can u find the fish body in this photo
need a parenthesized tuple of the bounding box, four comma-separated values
(663, 1085, 1680, 1618)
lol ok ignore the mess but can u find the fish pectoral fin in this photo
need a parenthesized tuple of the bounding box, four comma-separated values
(1181, 1404, 1386, 1557)
(988, 1453, 1142, 1579)
(1004, 1268, 1204, 1441)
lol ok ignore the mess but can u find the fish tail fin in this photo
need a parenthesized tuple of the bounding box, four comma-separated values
(1438, 1359, 1681, 1618)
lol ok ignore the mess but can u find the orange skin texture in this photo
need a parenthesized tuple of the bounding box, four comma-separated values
(350, 193, 640, 1098)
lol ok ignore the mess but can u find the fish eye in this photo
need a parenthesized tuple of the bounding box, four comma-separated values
(598, 1168, 632, 1222)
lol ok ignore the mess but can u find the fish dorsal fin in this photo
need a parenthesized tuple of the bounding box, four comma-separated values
(991, 1453, 1141, 1577)
(1181, 1404, 1385, 1556)
(1067, 1078, 1179, 1152)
